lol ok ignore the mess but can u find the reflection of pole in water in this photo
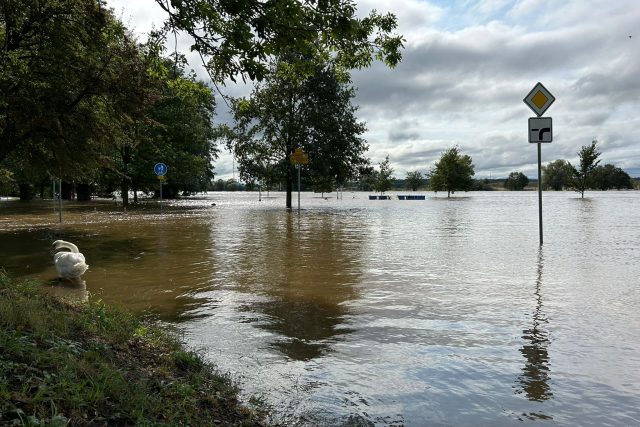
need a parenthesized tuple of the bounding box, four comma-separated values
(517, 249, 552, 402)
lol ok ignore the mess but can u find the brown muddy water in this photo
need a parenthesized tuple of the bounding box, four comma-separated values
(1, 191, 639, 426)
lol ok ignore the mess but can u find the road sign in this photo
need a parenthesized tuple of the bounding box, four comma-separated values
(524, 82, 555, 117)
(154, 162, 168, 176)
(528, 117, 552, 143)
(290, 148, 309, 165)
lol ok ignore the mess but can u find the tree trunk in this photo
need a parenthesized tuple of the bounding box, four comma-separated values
(18, 183, 33, 201)
(61, 181, 73, 200)
(77, 183, 91, 201)
(286, 166, 293, 210)
(121, 145, 131, 210)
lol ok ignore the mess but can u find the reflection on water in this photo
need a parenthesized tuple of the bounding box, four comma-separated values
(207, 210, 362, 361)
(2, 193, 640, 425)
(45, 278, 89, 302)
(516, 249, 552, 420)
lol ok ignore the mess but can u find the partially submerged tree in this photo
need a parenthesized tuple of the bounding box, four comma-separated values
(221, 58, 368, 209)
(504, 171, 529, 191)
(570, 140, 601, 198)
(373, 156, 394, 194)
(0, 0, 141, 173)
(542, 159, 573, 191)
(405, 171, 423, 191)
(590, 164, 633, 190)
(428, 146, 475, 197)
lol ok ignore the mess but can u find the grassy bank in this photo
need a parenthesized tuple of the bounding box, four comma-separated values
(0, 272, 265, 426)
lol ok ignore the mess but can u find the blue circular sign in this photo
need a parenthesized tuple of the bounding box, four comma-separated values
(154, 163, 168, 176)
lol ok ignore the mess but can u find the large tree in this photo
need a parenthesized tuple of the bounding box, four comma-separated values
(0, 0, 142, 173)
(428, 146, 475, 197)
(542, 159, 573, 191)
(590, 164, 633, 190)
(155, 0, 404, 83)
(405, 171, 423, 191)
(570, 140, 601, 198)
(221, 58, 368, 209)
(504, 171, 529, 191)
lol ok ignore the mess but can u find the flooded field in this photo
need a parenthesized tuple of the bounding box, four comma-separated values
(1, 191, 639, 425)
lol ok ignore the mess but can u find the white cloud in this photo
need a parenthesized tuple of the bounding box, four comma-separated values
(105, 0, 640, 179)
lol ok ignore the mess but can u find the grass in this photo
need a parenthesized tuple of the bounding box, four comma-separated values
(0, 271, 266, 426)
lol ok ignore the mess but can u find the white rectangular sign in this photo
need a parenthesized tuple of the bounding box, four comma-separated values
(528, 117, 552, 143)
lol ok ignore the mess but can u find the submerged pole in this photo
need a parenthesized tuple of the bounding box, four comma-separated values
(58, 179, 62, 223)
(297, 164, 301, 215)
(537, 143, 543, 245)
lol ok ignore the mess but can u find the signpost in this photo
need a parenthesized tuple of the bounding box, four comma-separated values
(523, 83, 555, 245)
(290, 148, 309, 214)
(154, 163, 168, 213)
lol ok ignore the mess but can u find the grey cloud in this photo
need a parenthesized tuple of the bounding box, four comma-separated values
(389, 129, 422, 142)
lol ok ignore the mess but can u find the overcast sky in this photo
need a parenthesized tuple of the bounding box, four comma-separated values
(107, 0, 640, 180)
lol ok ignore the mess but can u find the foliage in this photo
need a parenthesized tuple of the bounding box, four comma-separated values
(0, 271, 264, 426)
(0, 168, 17, 196)
(156, 0, 404, 83)
(472, 178, 495, 191)
(1, 4, 217, 204)
(590, 164, 633, 190)
(141, 64, 217, 200)
(221, 57, 368, 209)
(570, 140, 601, 198)
(542, 159, 573, 191)
(504, 171, 529, 191)
(405, 171, 423, 191)
(0, 0, 143, 176)
(374, 156, 395, 194)
(312, 175, 336, 195)
(427, 146, 475, 197)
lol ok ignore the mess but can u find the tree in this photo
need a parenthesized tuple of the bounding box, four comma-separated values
(142, 68, 217, 200)
(221, 58, 368, 209)
(590, 164, 633, 190)
(155, 0, 404, 83)
(542, 159, 573, 191)
(570, 140, 601, 198)
(373, 156, 394, 194)
(0, 167, 17, 196)
(405, 171, 423, 191)
(504, 171, 529, 191)
(0, 0, 143, 173)
(428, 146, 475, 197)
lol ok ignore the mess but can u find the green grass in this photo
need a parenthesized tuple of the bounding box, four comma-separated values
(0, 271, 266, 426)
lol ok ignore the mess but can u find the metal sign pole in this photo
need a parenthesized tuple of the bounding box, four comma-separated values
(297, 164, 301, 215)
(160, 179, 163, 214)
(524, 82, 555, 247)
(58, 179, 62, 223)
(537, 143, 543, 245)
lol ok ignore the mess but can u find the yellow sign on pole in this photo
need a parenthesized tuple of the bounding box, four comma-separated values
(157, 175, 166, 181)
(290, 148, 309, 165)
(523, 82, 555, 117)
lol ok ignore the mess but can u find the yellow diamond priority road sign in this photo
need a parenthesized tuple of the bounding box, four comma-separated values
(290, 148, 309, 165)
(524, 82, 555, 117)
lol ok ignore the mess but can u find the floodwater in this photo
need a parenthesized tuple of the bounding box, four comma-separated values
(1, 191, 639, 426)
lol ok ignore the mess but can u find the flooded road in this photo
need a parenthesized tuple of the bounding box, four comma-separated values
(1, 191, 639, 425)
